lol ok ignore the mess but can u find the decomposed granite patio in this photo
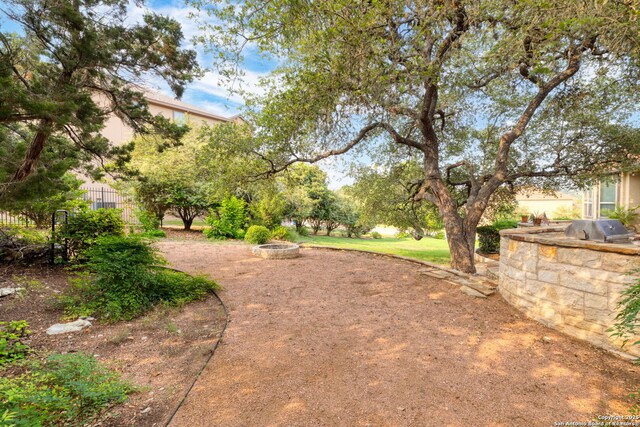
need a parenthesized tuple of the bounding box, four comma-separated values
(158, 241, 638, 427)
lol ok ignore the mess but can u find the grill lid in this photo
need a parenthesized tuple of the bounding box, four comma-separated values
(564, 219, 634, 243)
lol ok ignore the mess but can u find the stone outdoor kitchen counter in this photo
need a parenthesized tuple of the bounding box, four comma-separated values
(498, 226, 640, 358)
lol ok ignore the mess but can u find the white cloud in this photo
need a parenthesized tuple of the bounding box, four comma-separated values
(121, 0, 274, 115)
(190, 69, 269, 105)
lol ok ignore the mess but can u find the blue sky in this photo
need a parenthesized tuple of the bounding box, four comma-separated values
(131, 0, 275, 117)
(0, 0, 272, 117)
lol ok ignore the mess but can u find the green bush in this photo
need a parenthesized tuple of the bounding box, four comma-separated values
(136, 209, 161, 232)
(60, 236, 218, 321)
(0, 353, 135, 426)
(296, 226, 309, 237)
(602, 205, 639, 229)
(476, 226, 500, 253)
(204, 196, 247, 240)
(492, 219, 518, 229)
(611, 271, 640, 348)
(58, 208, 124, 257)
(0, 321, 31, 365)
(433, 230, 446, 239)
(140, 229, 166, 238)
(611, 270, 640, 414)
(244, 225, 271, 244)
(285, 228, 301, 242)
(476, 220, 518, 253)
(270, 226, 290, 241)
(370, 231, 382, 239)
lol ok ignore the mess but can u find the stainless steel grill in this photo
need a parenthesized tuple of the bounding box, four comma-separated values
(564, 219, 634, 243)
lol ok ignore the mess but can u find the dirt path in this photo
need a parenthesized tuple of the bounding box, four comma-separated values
(158, 242, 638, 427)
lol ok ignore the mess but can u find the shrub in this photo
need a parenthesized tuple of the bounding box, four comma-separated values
(284, 228, 301, 242)
(370, 231, 382, 239)
(58, 208, 124, 257)
(434, 230, 446, 239)
(476, 220, 518, 253)
(270, 226, 290, 241)
(395, 230, 411, 239)
(492, 219, 518, 230)
(136, 209, 161, 232)
(296, 226, 309, 237)
(244, 225, 271, 244)
(602, 205, 639, 230)
(204, 196, 247, 240)
(476, 226, 500, 253)
(0, 353, 135, 426)
(60, 236, 218, 321)
(611, 271, 640, 348)
(611, 270, 640, 414)
(0, 321, 31, 365)
(252, 194, 286, 230)
(140, 229, 166, 238)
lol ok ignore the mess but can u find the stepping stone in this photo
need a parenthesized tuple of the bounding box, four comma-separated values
(486, 267, 500, 280)
(46, 317, 94, 335)
(421, 270, 453, 279)
(460, 286, 488, 298)
(455, 279, 495, 296)
(0, 287, 23, 297)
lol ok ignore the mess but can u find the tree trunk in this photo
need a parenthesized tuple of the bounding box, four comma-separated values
(427, 177, 480, 274)
(11, 119, 53, 183)
(183, 217, 193, 231)
(447, 229, 476, 273)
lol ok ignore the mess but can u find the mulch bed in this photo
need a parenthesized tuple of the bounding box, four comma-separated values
(0, 262, 226, 427)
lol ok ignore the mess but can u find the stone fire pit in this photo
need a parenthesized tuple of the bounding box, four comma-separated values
(252, 244, 300, 259)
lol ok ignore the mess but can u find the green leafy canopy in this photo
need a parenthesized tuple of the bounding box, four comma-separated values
(0, 0, 199, 196)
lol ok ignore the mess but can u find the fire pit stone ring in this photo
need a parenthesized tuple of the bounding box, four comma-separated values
(252, 243, 300, 259)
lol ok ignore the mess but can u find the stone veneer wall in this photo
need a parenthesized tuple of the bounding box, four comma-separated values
(499, 227, 640, 358)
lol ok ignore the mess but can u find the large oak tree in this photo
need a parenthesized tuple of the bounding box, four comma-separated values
(194, 0, 640, 272)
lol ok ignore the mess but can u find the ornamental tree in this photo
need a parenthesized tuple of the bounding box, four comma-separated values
(193, 0, 640, 272)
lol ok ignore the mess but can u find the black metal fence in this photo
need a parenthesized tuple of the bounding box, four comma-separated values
(0, 185, 137, 226)
(0, 211, 31, 227)
(80, 186, 137, 224)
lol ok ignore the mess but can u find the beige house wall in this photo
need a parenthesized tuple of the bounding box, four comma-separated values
(583, 172, 640, 220)
(515, 191, 578, 219)
(516, 198, 576, 218)
(100, 92, 239, 146)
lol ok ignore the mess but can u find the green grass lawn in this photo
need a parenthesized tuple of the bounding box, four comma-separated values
(298, 234, 451, 265)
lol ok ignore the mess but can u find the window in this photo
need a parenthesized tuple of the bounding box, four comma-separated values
(91, 201, 117, 210)
(599, 181, 617, 217)
(173, 110, 186, 123)
(584, 189, 593, 218)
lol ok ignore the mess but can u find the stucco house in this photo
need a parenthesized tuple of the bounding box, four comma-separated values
(101, 90, 242, 146)
(82, 90, 242, 216)
(582, 172, 640, 219)
(515, 189, 579, 219)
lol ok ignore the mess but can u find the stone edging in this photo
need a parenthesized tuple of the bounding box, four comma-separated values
(298, 243, 461, 274)
(158, 266, 230, 426)
(298, 244, 498, 297)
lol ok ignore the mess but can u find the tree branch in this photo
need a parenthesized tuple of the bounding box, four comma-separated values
(254, 122, 384, 178)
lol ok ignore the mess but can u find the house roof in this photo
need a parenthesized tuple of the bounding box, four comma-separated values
(144, 90, 244, 123)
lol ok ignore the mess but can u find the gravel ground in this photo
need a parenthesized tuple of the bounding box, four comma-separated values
(157, 242, 639, 427)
